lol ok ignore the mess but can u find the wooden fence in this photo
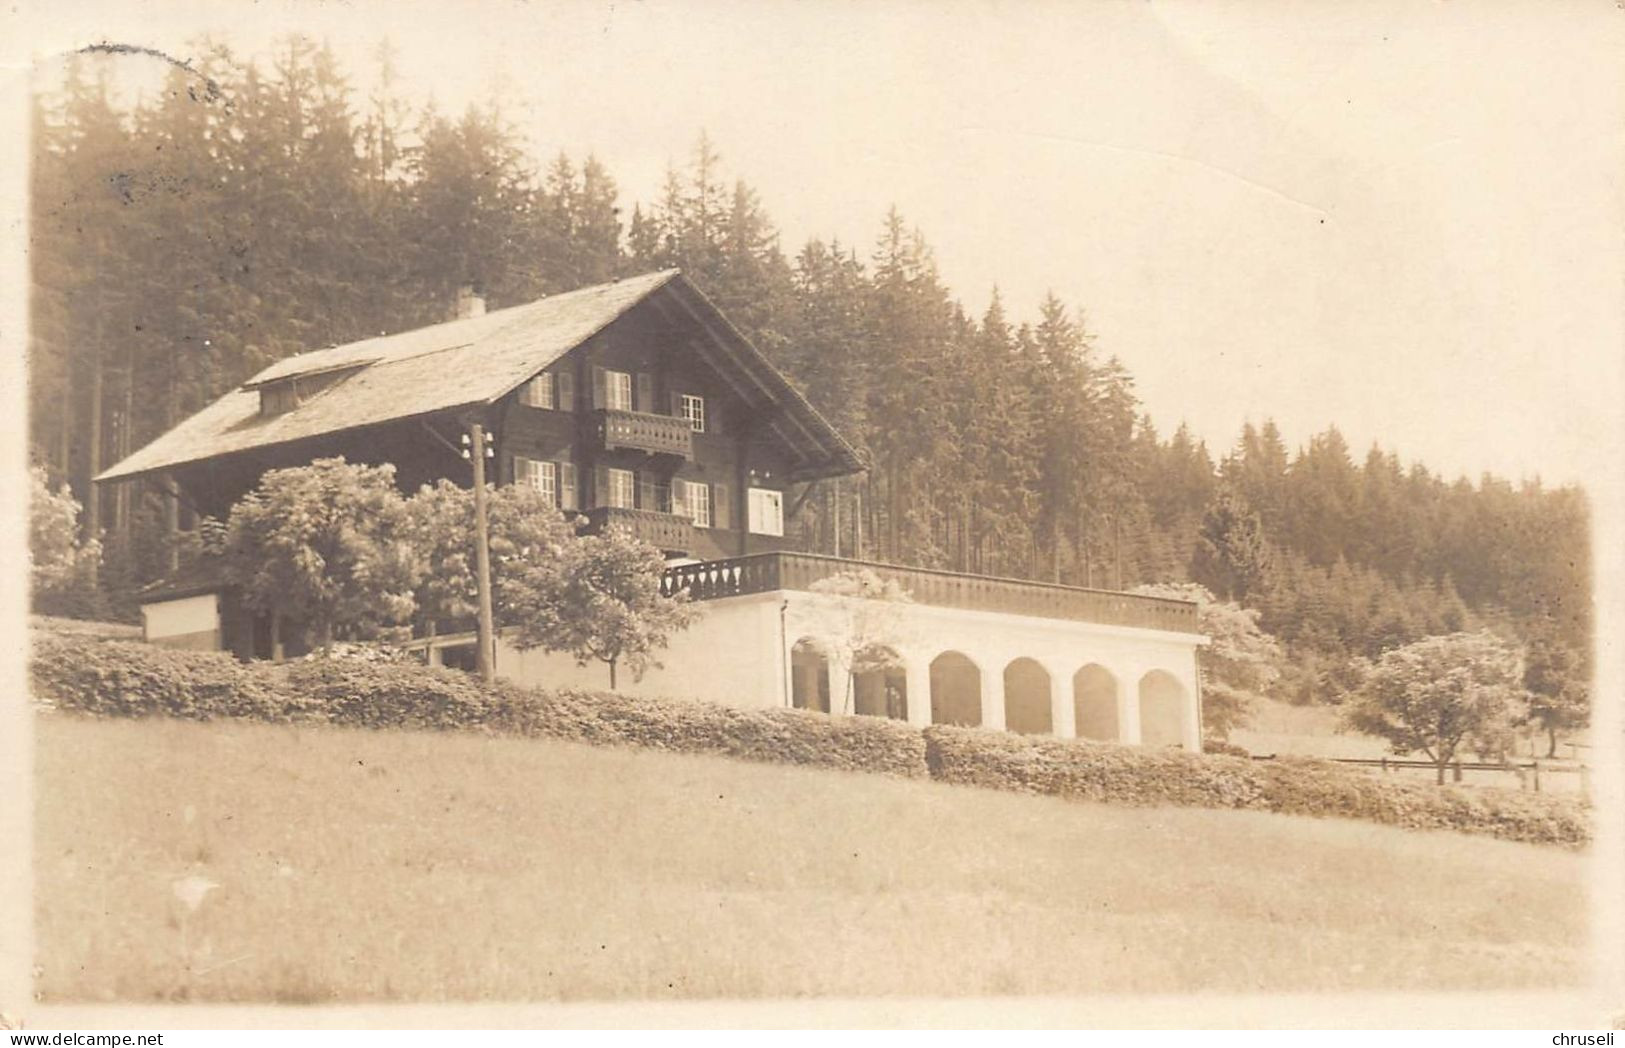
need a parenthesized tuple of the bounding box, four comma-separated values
(1250, 753, 1589, 792)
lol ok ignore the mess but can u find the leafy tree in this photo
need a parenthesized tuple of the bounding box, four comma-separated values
(29, 465, 100, 601)
(804, 569, 914, 715)
(1131, 582, 1281, 740)
(507, 525, 699, 689)
(404, 479, 579, 635)
(222, 458, 422, 653)
(1343, 630, 1526, 783)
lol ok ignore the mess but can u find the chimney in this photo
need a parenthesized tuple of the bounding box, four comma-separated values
(454, 284, 486, 320)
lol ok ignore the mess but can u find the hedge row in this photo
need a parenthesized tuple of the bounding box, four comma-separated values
(29, 636, 928, 779)
(29, 634, 1587, 846)
(30, 635, 289, 721)
(488, 684, 928, 777)
(923, 726, 1590, 848)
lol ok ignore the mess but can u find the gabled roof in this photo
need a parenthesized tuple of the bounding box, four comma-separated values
(96, 270, 862, 485)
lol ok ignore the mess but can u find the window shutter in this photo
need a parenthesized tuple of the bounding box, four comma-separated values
(542, 373, 556, 409)
(559, 462, 578, 510)
(593, 463, 610, 508)
(713, 483, 730, 530)
(592, 366, 607, 409)
(513, 455, 531, 488)
(669, 390, 683, 418)
(670, 478, 688, 520)
(638, 470, 656, 512)
(636, 372, 654, 414)
(557, 370, 575, 412)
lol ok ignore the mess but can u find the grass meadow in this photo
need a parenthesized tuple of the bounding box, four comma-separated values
(35, 713, 1588, 1003)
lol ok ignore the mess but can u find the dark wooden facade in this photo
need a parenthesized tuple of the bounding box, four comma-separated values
(159, 277, 831, 563)
(491, 301, 801, 559)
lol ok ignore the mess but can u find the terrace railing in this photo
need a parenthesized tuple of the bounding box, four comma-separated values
(660, 551, 1200, 633)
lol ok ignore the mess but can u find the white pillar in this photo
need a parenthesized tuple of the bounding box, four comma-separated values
(905, 656, 932, 727)
(1182, 654, 1203, 753)
(981, 658, 1006, 732)
(1043, 658, 1076, 739)
(1117, 662, 1142, 745)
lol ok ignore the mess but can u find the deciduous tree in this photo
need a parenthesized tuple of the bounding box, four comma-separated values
(1343, 630, 1526, 783)
(507, 525, 699, 689)
(30, 466, 100, 602)
(404, 479, 579, 635)
(222, 458, 422, 653)
(805, 569, 914, 715)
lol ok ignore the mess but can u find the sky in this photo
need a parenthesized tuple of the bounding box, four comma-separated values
(9, 0, 1624, 487)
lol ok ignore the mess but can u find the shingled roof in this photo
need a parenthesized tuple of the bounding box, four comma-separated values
(96, 270, 862, 484)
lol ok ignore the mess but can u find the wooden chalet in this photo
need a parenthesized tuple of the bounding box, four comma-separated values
(98, 269, 1207, 750)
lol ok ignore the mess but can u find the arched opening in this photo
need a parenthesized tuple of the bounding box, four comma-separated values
(929, 651, 981, 726)
(852, 644, 907, 720)
(1073, 664, 1119, 742)
(1003, 658, 1052, 735)
(791, 637, 831, 713)
(1139, 669, 1186, 748)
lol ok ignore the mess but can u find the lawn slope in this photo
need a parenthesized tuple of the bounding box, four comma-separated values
(35, 714, 1586, 1002)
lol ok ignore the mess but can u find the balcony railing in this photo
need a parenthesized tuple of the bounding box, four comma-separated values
(661, 551, 1201, 634)
(596, 409, 693, 459)
(586, 505, 696, 553)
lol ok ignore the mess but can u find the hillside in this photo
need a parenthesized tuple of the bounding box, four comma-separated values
(35, 715, 1586, 1003)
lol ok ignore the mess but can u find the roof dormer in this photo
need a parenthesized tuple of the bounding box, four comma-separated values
(245, 363, 370, 417)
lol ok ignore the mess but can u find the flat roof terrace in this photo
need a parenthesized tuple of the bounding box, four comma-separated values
(659, 551, 1201, 635)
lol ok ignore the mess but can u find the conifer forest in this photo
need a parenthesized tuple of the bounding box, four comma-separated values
(29, 41, 1590, 704)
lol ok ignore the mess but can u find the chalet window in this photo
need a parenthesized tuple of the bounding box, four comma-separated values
(676, 479, 712, 528)
(516, 456, 557, 505)
(606, 467, 636, 510)
(520, 373, 555, 409)
(680, 394, 706, 433)
(748, 488, 784, 537)
(606, 370, 633, 412)
(559, 461, 578, 510)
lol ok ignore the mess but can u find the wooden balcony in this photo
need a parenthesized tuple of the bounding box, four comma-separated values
(595, 408, 693, 459)
(661, 551, 1202, 634)
(585, 506, 696, 553)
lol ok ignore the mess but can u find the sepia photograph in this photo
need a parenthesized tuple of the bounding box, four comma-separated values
(2, 0, 1622, 1032)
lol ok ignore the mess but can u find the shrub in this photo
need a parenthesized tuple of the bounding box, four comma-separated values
(29, 634, 285, 721)
(279, 659, 498, 731)
(923, 725, 1589, 848)
(1203, 738, 1252, 758)
(490, 684, 929, 778)
(925, 726, 1267, 809)
(1255, 758, 1589, 847)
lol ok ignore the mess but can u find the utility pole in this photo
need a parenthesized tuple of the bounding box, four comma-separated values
(1113, 513, 1122, 591)
(465, 420, 496, 683)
